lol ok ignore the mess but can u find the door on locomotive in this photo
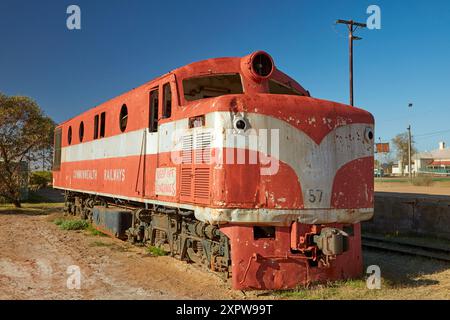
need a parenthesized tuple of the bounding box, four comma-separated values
(146, 74, 177, 200)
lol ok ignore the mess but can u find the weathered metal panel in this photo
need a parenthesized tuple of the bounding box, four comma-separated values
(92, 206, 133, 239)
(220, 223, 363, 290)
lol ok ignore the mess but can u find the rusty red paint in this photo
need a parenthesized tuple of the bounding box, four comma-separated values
(220, 223, 363, 290)
(53, 51, 374, 290)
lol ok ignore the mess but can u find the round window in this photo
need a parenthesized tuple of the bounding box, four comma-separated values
(79, 121, 84, 142)
(119, 104, 128, 132)
(68, 126, 72, 145)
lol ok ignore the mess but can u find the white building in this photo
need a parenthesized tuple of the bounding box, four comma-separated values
(413, 142, 450, 175)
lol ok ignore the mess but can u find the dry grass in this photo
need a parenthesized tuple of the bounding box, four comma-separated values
(0, 202, 64, 216)
(275, 251, 450, 300)
(0, 202, 64, 210)
(276, 279, 392, 300)
(411, 176, 434, 186)
(375, 177, 450, 196)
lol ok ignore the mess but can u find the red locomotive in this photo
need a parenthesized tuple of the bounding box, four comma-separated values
(53, 51, 374, 290)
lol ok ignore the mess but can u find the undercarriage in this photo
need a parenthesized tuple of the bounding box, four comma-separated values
(64, 191, 231, 278)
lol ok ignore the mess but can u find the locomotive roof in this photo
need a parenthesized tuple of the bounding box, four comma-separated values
(58, 53, 306, 126)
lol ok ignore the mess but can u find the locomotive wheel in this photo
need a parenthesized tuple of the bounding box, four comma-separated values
(186, 241, 204, 264)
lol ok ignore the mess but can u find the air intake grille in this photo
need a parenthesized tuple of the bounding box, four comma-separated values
(180, 167, 192, 197)
(180, 128, 211, 202)
(194, 167, 210, 199)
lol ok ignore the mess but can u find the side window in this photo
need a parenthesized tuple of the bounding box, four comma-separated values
(53, 128, 62, 170)
(79, 121, 84, 142)
(94, 115, 99, 139)
(68, 126, 72, 145)
(149, 89, 159, 132)
(100, 112, 106, 138)
(162, 83, 172, 119)
(119, 104, 128, 132)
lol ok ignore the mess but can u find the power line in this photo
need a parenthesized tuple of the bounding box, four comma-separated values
(414, 128, 450, 138)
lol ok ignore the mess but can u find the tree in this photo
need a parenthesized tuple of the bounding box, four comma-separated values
(391, 132, 417, 164)
(0, 93, 55, 207)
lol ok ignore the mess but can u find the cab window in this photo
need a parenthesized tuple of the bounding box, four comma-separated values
(162, 83, 172, 119)
(183, 74, 243, 101)
(149, 89, 159, 132)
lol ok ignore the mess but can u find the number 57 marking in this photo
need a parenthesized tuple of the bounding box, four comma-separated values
(308, 189, 323, 203)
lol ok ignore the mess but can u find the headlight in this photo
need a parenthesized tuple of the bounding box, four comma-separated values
(364, 127, 374, 142)
(233, 116, 249, 132)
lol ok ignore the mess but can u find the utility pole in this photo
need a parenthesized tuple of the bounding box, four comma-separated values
(407, 125, 412, 180)
(336, 19, 367, 106)
(407, 103, 413, 180)
(378, 137, 382, 175)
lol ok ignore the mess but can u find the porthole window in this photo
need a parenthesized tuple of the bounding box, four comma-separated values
(68, 126, 72, 145)
(79, 121, 84, 142)
(119, 104, 128, 132)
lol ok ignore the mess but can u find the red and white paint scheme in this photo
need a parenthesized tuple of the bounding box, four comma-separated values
(53, 51, 374, 290)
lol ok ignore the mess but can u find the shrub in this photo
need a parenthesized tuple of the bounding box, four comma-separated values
(411, 176, 433, 186)
(30, 171, 52, 189)
(58, 219, 89, 230)
(147, 246, 168, 256)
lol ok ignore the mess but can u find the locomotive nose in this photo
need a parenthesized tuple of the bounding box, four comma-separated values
(220, 94, 374, 212)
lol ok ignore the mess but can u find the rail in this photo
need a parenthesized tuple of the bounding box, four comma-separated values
(362, 234, 450, 262)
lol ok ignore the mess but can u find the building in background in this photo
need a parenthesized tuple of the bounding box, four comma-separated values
(413, 142, 450, 175)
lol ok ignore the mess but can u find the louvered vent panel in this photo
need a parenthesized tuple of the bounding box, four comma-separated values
(195, 131, 212, 164)
(182, 135, 193, 164)
(180, 167, 192, 197)
(194, 167, 210, 199)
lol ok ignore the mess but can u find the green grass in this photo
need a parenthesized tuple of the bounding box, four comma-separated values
(375, 176, 450, 184)
(58, 219, 89, 230)
(86, 224, 107, 236)
(53, 217, 107, 236)
(53, 217, 65, 226)
(147, 245, 168, 256)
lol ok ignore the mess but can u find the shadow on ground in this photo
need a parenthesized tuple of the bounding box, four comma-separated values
(363, 249, 448, 287)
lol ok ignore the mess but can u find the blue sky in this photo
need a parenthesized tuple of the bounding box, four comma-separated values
(1, 0, 449, 153)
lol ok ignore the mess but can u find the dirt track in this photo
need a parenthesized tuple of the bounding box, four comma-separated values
(1, 206, 449, 300)
(0, 208, 246, 300)
(375, 182, 450, 196)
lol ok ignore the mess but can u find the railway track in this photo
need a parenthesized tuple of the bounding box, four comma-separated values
(362, 235, 450, 262)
